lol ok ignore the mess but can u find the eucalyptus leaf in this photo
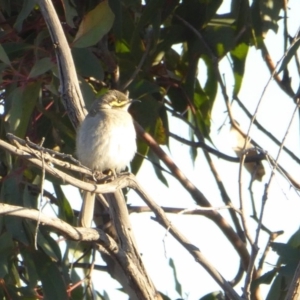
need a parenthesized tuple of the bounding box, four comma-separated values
(72, 48, 104, 80)
(6, 82, 41, 138)
(28, 57, 54, 78)
(230, 43, 249, 96)
(0, 44, 11, 65)
(0, 232, 14, 278)
(72, 1, 115, 48)
(13, 0, 35, 31)
(32, 251, 68, 300)
(277, 39, 300, 74)
(169, 258, 183, 297)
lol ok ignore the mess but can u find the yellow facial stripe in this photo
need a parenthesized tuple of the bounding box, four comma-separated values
(110, 100, 129, 107)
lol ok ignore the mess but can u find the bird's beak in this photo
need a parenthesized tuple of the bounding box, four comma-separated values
(129, 99, 141, 104)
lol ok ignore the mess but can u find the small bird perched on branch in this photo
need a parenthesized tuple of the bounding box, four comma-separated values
(76, 90, 137, 227)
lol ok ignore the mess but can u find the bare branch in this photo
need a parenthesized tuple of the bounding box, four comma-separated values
(0, 203, 111, 242)
(169, 131, 265, 163)
(234, 97, 300, 165)
(38, 0, 86, 127)
(130, 177, 242, 300)
(0, 203, 162, 300)
(135, 121, 252, 277)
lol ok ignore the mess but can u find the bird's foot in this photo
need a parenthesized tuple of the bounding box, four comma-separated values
(92, 170, 105, 182)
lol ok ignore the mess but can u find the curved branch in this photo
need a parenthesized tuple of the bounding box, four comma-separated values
(0, 203, 113, 242)
(0, 203, 161, 300)
(128, 176, 241, 300)
(38, 0, 86, 127)
(169, 131, 265, 163)
(134, 123, 251, 274)
(234, 97, 300, 164)
(1, 173, 241, 299)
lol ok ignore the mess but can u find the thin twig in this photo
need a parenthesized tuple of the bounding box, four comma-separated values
(34, 148, 46, 250)
(7, 134, 93, 176)
(243, 99, 300, 299)
(9, 134, 86, 167)
(234, 97, 300, 165)
(120, 31, 152, 91)
(135, 122, 252, 274)
(128, 205, 239, 215)
(238, 150, 255, 247)
(131, 178, 242, 300)
(169, 131, 265, 163)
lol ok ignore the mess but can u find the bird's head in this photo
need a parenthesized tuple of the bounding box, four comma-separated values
(100, 90, 133, 110)
(88, 90, 140, 116)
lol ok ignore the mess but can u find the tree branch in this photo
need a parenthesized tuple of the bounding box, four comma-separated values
(135, 122, 252, 274)
(234, 97, 300, 165)
(169, 131, 265, 163)
(38, 0, 86, 127)
(0, 203, 160, 300)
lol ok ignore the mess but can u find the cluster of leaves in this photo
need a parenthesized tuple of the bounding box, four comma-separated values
(0, 0, 296, 299)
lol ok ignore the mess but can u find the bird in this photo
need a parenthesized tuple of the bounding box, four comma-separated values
(76, 90, 137, 227)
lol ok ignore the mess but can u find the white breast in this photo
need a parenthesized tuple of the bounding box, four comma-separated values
(76, 109, 136, 172)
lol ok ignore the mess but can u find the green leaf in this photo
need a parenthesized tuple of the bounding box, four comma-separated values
(250, 0, 264, 46)
(19, 247, 39, 289)
(129, 83, 161, 136)
(0, 44, 11, 65)
(200, 291, 225, 300)
(13, 0, 36, 31)
(78, 75, 97, 109)
(53, 184, 75, 225)
(108, 0, 122, 38)
(168, 86, 188, 112)
(230, 43, 249, 96)
(72, 48, 104, 80)
(193, 79, 212, 138)
(271, 242, 300, 264)
(23, 184, 38, 208)
(203, 26, 236, 57)
(130, 0, 165, 56)
(277, 38, 300, 74)
(202, 55, 218, 110)
(61, 0, 78, 28)
(287, 226, 300, 248)
(39, 227, 62, 262)
(32, 251, 68, 300)
(131, 138, 149, 175)
(251, 269, 277, 291)
(22, 221, 61, 262)
(1, 42, 31, 61)
(148, 149, 168, 187)
(260, 0, 283, 34)
(155, 25, 187, 57)
(28, 57, 54, 78)
(189, 134, 198, 164)
(0, 232, 14, 278)
(266, 272, 286, 300)
(6, 81, 41, 138)
(1, 176, 30, 245)
(72, 1, 115, 48)
(174, 0, 222, 30)
(169, 258, 182, 297)
(263, 265, 297, 300)
(114, 6, 136, 46)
